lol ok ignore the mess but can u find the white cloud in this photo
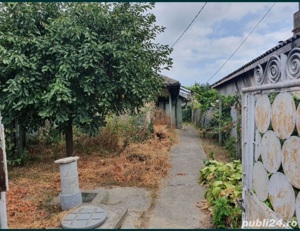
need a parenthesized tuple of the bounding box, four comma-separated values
(152, 2, 298, 86)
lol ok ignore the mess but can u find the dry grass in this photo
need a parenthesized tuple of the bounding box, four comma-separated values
(199, 137, 231, 163)
(6, 109, 177, 229)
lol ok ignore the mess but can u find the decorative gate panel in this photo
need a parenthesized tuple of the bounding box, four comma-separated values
(242, 46, 300, 229)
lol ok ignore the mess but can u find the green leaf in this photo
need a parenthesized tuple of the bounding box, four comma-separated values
(212, 187, 221, 197)
(212, 181, 224, 188)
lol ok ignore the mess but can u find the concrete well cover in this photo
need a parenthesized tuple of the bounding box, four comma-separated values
(61, 205, 107, 229)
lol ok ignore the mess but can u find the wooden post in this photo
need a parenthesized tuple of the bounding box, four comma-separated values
(191, 95, 194, 124)
(219, 95, 222, 145)
(169, 94, 172, 127)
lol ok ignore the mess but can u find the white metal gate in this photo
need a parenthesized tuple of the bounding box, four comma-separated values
(242, 47, 300, 228)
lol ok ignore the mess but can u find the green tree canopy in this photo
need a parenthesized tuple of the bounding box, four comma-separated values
(189, 83, 220, 111)
(0, 2, 173, 156)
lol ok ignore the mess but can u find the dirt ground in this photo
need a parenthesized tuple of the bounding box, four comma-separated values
(5, 124, 224, 229)
(6, 126, 176, 229)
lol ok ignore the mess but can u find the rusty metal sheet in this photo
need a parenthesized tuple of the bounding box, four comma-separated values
(271, 92, 296, 140)
(282, 136, 300, 189)
(269, 172, 295, 221)
(252, 161, 269, 201)
(260, 130, 282, 173)
(255, 129, 261, 161)
(296, 104, 300, 136)
(255, 95, 271, 133)
(295, 192, 300, 226)
(245, 190, 290, 228)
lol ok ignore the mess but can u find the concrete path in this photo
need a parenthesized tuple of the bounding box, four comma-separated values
(147, 125, 211, 228)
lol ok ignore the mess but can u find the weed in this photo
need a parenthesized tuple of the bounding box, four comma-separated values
(224, 137, 237, 160)
(200, 159, 242, 228)
(212, 197, 231, 228)
(208, 151, 214, 160)
(151, 192, 158, 200)
(7, 106, 175, 228)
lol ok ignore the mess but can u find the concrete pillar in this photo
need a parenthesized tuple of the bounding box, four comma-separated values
(54, 156, 82, 210)
(0, 192, 8, 229)
(0, 118, 8, 229)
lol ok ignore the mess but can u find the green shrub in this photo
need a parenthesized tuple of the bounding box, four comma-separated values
(200, 159, 242, 228)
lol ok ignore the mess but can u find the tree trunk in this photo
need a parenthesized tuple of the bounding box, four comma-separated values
(65, 121, 73, 157)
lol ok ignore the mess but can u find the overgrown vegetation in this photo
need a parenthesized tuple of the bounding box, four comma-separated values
(7, 106, 176, 228)
(0, 2, 173, 157)
(199, 159, 242, 228)
(189, 82, 241, 160)
(191, 83, 243, 228)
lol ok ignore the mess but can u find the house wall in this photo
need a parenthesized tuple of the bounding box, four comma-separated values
(213, 71, 255, 96)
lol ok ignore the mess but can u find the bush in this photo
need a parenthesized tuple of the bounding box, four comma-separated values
(200, 159, 242, 228)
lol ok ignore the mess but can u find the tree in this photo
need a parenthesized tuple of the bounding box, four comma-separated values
(0, 2, 173, 157)
(189, 83, 220, 111)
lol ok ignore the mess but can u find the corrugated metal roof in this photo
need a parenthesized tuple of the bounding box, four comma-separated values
(160, 74, 180, 87)
(211, 34, 300, 88)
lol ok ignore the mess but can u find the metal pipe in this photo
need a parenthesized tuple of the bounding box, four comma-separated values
(242, 79, 300, 93)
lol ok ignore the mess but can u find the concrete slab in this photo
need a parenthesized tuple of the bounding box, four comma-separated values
(101, 187, 151, 212)
(48, 190, 108, 207)
(95, 205, 128, 229)
(94, 187, 152, 229)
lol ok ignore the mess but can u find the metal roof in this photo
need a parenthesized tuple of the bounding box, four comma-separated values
(211, 34, 300, 89)
(160, 74, 180, 87)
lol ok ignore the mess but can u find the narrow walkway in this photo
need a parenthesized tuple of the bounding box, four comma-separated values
(147, 125, 211, 228)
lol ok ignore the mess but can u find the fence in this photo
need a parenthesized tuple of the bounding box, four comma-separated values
(241, 46, 300, 228)
(191, 99, 241, 159)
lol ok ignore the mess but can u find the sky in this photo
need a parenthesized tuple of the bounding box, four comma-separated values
(150, 2, 298, 87)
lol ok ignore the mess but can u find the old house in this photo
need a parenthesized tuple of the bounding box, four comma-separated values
(156, 75, 191, 129)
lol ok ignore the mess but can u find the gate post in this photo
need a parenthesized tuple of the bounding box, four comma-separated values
(0, 115, 8, 229)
